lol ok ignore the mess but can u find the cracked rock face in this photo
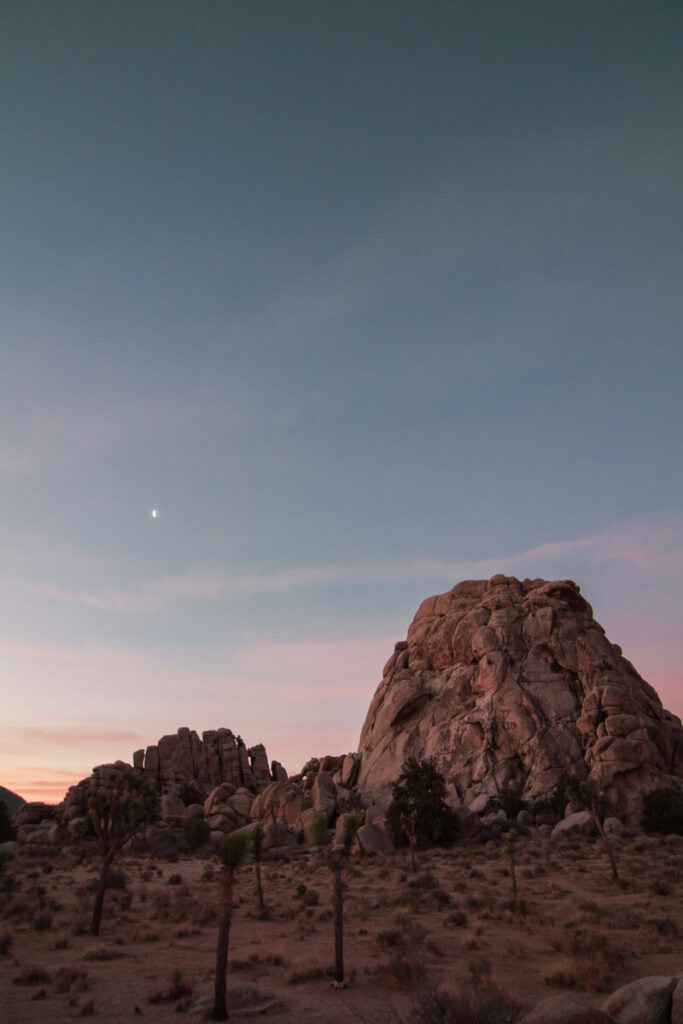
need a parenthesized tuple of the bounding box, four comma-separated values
(357, 576, 683, 820)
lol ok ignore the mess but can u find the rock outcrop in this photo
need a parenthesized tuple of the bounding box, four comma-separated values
(132, 727, 282, 793)
(0, 785, 25, 816)
(54, 728, 284, 839)
(358, 576, 683, 820)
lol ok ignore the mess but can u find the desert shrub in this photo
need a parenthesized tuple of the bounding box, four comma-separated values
(32, 910, 53, 931)
(338, 789, 363, 813)
(386, 947, 426, 987)
(649, 878, 672, 896)
(377, 928, 403, 947)
(148, 968, 193, 1003)
(89, 867, 127, 891)
(0, 930, 13, 954)
(386, 758, 457, 851)
(231, 952, 286, 970)
(178, 782, 204, 807)
(13, 966, 52, 986)
(498, 785, 526, 820)
(468, 958, 493, 988)
(54, 966, 89, 993)
(446, 909, 468, 927)
(286, 959, 326, 984)
(167, 873, 182, 886)
(548, 928, 625, 992)
(83, 944, 116, 960)
(529, 772, 579, 822)
(183, 816, 210, 851)
(642, 788, 683, 836)
(413, 984, 521, 1024)
(407, 871, 437, 890)
(650, 916, 678, 936)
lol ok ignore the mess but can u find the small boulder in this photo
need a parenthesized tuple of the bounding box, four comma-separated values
(671, 976, 683, 1024)
(182, 803, 205, 822)
(204, 783, 237, 817)
(312, 771, 336, 822)
(341, 754, 359, 787)
(552, 811, 597, 838)
(525, 995, 616, 1024)
(334, 812, 359, 846)
(300, 808, 320, 846)
(356, 823, 393, 856)
(227, 788, 253, 821)
(602, 976, 677, 1024)
(161, 793, 185, 820)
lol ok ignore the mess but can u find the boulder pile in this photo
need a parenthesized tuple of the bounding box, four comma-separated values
(8, 575, 683, 851)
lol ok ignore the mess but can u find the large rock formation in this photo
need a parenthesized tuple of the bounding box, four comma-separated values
(358, 576, 683, 820)
(131, 726, 282, 793)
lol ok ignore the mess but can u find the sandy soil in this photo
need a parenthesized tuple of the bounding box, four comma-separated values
(1, 831, 681, 1022)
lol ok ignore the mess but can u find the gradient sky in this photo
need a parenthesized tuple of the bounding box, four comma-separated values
(1, 1, 682, 802)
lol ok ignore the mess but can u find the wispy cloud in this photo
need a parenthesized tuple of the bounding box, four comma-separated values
(5, 726, 148, 748)
(0, 401, 126, 477)
(30, 516, 683, 613)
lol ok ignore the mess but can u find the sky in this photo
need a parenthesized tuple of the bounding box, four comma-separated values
(1, 1, 681, 803)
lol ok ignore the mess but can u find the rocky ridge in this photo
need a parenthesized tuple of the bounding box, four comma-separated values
(8, 576, 683, 850)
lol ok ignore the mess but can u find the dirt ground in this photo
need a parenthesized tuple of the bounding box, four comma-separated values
(1, 831, 681, 1022)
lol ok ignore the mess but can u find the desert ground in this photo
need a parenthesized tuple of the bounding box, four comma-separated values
(1, 830, 681, 1023)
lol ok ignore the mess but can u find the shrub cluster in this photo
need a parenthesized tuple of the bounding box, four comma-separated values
(642, 788, 683, 835)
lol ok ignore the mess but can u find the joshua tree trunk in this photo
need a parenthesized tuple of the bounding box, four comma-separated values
(333, 863, 344, 984)
(91, 847, 115, 937)
(213, 868, 234, 1020)
(255, 861, 264, 912)
(409, 835, 417, 874)
(509, 846, 517, 906)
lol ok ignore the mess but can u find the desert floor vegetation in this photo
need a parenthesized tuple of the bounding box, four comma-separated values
(0, 831, 682, 1023)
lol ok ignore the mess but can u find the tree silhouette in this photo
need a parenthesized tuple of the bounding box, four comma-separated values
(251, 823, 266, 913)
(87, 768, 159, 936)
(565, 776, 619, 882)
(212, 831, 249, 1020)
(386, 757, 455, 870)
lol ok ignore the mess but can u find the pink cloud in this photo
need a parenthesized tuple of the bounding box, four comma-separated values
(28, 514, 683, 614)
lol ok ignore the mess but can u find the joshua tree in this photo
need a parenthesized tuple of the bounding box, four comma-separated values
(314, 810, 361, 985)
(87, 768, 159, 937)
(213, 831, 249, 1020)
(566, 776, 619, 883)
(386, 757, 455, 871)
(251, 823, 266, 913)
(504, 828, 519, 907)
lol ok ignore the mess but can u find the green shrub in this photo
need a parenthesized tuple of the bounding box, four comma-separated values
(386, 758, 456, 849)
(182, 816, 210, 851)
(498, 785, 526, 819)
(178, 782, 204, 808)
(642, 788, 683, 836)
